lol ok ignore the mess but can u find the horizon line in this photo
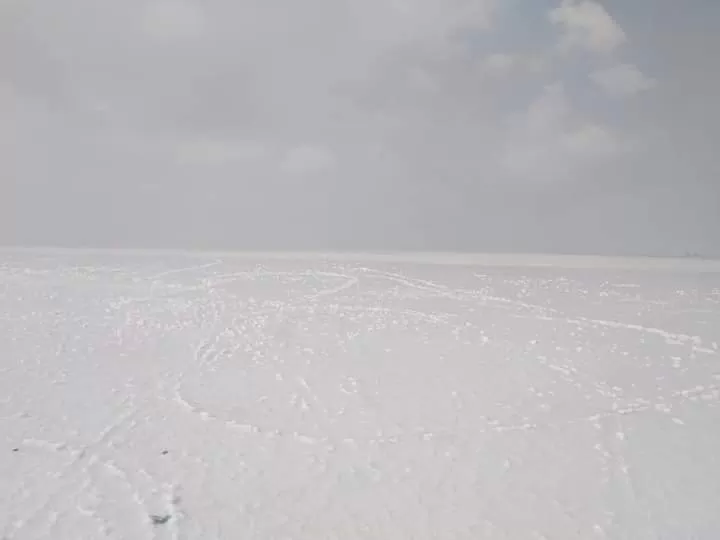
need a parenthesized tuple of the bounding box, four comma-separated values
(2, 245, 720, 271)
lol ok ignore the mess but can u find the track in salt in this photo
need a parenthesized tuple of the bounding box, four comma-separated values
(1, 254, 719, 539)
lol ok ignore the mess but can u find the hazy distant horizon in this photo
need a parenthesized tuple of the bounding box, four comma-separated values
(0, 241, 717, 261)
(3, 245, 720, 272)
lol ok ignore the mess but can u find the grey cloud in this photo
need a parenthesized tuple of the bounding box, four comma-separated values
(2, 0, 719, 255)
(549, 0, 626, 55)
(590, 63, 656, 98)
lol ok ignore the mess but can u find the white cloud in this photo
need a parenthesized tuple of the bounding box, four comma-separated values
(485, 53, 516, 72)
(350, 0, 494, 47)
(561, 123, 625, 159)
(549, 0, 626, 55)
(502, 83, 627, 182)
(483, 53, 547, 75)
(280, 145, 336, 176)
(141, 0, 206, 40)
(522, 82, 571, 134)
(6, 0, 640, 191)
(590, 63, 657, 97)
(217, 0, 495, 72)
(175, 138, 269, 165)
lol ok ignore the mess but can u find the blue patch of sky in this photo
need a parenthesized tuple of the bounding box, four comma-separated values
(483, 0, 559, 52)
(564, 0, 714, 127)
(462, 0, 624, 125)
(459, 0, 561, 113)
(459, 0, 712, 129)
(601, 0, 719, 75)
(606, 0, 719, 34)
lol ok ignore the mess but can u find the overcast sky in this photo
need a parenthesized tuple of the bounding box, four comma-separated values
(3, 0, 719, 255)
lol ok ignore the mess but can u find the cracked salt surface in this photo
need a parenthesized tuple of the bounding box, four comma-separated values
(1, 251, 720, 539)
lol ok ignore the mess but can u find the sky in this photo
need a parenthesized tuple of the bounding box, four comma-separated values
(2, 0, 719, 256)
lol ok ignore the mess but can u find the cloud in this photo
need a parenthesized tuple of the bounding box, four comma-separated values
(521, 82, 571, 134)
(483, 53, 546, 75)
(485, 53, 516, 72)
(280, 145, 336, 176)
(2, 0, 634, 187)
(561, 123, 627, 159)
(3, 0, 495, 139)
(5, 0, 720, 256)
(141, 0, 207, 40)
(590, 63, 657, 97)
(502, 83, 627, 182)
(349, 0, 495, 46)
(549, 0, 626, 54)
(175, 138, 269, 165)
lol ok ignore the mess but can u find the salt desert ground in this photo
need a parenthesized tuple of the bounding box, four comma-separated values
(1, 249, 719, 539)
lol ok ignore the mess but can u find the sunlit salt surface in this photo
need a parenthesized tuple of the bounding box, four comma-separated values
(1, 250, 719, 539)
